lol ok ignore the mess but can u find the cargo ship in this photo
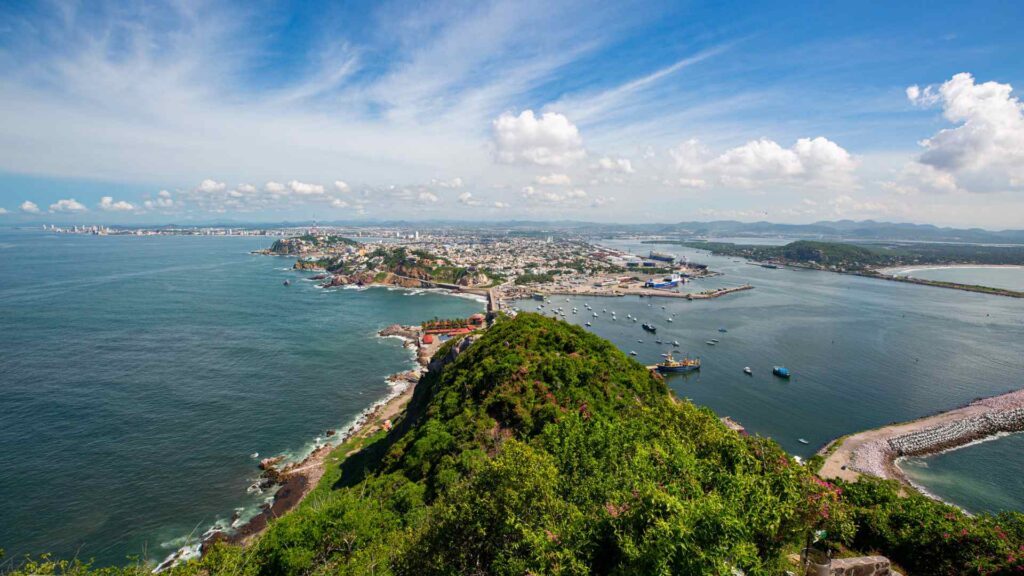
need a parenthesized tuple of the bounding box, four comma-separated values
(655, 353, 701, 373)
(644, 273, 683, 289)
(648, 250, 676, 264)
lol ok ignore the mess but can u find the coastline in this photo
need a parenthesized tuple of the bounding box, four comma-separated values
(157, 323, 438, 571)
(818, 389, 1024, 501)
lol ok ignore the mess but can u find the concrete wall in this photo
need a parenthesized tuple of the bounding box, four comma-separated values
(829, 556, 891, 576)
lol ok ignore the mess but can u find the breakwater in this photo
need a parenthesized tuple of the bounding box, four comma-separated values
(889, 408, 1024, 457)
(819, 389, 1024, 489)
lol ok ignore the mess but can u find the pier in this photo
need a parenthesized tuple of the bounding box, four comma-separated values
(536, 284, 754, 300)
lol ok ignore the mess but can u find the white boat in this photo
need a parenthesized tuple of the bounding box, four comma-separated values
(585, 322, 591, 326)
(798, 438, 809, 445)
(667, 318, 673, 322)
(743, 367, 752, 375)
(630, 351, 638, 356)
(672, 341, 680, 347)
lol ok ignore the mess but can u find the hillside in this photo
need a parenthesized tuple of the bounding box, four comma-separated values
(670, 240, 1024, 271)
(9, 315, 1024, 575)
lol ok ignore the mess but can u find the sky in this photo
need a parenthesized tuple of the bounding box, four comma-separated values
(1, 0, 1023, 228)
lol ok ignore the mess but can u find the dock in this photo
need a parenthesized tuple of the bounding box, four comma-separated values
(538, 284, 753, 300)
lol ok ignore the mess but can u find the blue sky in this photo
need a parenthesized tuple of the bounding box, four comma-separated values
(1, 0, 1023, 227)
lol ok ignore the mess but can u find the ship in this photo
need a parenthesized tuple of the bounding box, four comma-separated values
(773, 366, 791, 378)
(648, 250, 676, 264)
(641, 323, 657, 333)
(655, 353, 701, 373)
(644, 273, 683, 289)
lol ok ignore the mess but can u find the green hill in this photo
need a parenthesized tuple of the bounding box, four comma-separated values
(9, 314, 1024, 575)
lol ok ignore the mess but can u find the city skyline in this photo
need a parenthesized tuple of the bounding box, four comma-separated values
(1, 1, 1023, 227)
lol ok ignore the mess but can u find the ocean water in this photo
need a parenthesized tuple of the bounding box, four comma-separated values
(0, 229, 482, 567)
(891, 265, 1024, 292)
(528, 238, 1024, 514)
(901, 434, 1024, 514)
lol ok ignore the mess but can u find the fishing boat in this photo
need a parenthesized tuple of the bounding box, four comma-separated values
(642, 323, 657, 333)
(655, 353, 701, 374)
(773, 366, 791, 378)
(798, 438, 809, 445)
(743, 366, 752, 375)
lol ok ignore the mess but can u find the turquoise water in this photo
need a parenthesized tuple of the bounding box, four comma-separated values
(531, 238, 1024, 514)
(901, 434, 1024, 514)
(0, 229, 482, 567)
(892, 265, 1024, 292)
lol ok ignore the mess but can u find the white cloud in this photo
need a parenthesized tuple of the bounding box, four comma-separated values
(197, 179, 227, 193)
(49, 198, 88, 213)
(287, 180, 325, 195)
(0, 208, 8, 215)
(457, 191, 480, 205)
(669, 136, 855, 188)
(265, 181, 286, 194)
(493, 201, 510, 209)
(566, 188, 587, 199)
(595, 156, 634, 173)
(237, 183, 257, 194)
(20, 201, 40, 214)
(492, 110, 586, 166)
(905, 72, 1024, 192)
(98, 196, 136, 211)
(418, 191, 438, 203)
(535, 173, 572, 186)
(333, 180, 350, 193)
(433, 177, 464, 189)
(330, 198, 349, 208)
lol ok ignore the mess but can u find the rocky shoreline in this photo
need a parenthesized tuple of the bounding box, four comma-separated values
(159, 324, 434, 570)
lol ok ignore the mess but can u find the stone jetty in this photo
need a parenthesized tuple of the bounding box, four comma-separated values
(819, 388, 1024, 488)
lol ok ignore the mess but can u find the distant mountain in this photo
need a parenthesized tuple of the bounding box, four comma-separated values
(662, 220, 1024, 244)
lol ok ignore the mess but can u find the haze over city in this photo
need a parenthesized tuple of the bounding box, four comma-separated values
(1, 1, 1023, 227)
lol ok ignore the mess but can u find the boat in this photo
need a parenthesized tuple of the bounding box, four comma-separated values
(642, 323, 657, 333)
(655, 353, 701, 374)
(773, 366, 791, 378)
(585, 322, 591, 326)
(798, 438, 809, 445)
(644, 273, 683, 289)
(672, 341, 680, 347)
(706, 340, 716, 345)
(283, 279, 291, 286)
(710, 338, 719, 343)
(743, 367, 752, 375)
(630, 351, 638, 356)
(655, 339, 663, 344)
(667, 318, 673, 322)
(637, 339, 644, 343)
(718, 328, 728, 333)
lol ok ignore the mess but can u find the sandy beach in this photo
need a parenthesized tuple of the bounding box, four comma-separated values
(818, 389, 1024, 489)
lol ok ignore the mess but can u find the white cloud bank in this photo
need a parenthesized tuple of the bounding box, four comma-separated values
(670, 136, 856, 188)
(492, 110, 586, 166)
(99, 196, 136, 212)
(49, 199, 88, 213)
(905, 72, 1024, 193)
(20, 201, 40, 214)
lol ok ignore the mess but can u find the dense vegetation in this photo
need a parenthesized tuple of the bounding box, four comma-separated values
(660, 240, 1024, 270)
(514, 270, 559, 285)
(269, 235, 358, 255)
(7, 314, 1024, 575)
